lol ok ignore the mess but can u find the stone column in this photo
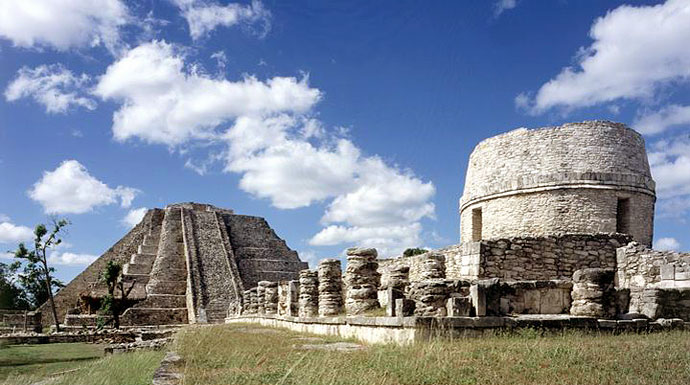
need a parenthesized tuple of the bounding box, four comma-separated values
(344, 247, 381, 315)
(264, 281, 279, 315)
(384, 264, 409, 317)
(242, 289, 254, 314)
(248, 288, 259, 314)
(287, 280, 300, 317)
(409, 253, 448, 317)
(570, 268, 616, 318)
(318, 259, 344, 317)
(298, 270, 319, 318)
(278, 282, 289, 316)
(257, 281, 269, 315)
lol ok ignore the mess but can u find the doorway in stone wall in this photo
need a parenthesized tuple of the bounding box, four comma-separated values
(472, 207, 483, 241)
(616, 197, 631, 234)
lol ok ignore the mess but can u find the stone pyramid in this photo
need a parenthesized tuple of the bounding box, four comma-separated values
(42, 203, 307, 327)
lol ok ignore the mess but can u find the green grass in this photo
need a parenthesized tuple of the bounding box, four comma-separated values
(176, 323, 690, 385)
(0, 343, 163, 385)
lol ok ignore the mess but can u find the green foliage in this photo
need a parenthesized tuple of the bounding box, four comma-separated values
(402, 248, 428, 257)
(0, 262, 30, 310)
(98, 261, 133, 329)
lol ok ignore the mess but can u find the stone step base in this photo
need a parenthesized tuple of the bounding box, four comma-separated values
(64, 314, 108, 327)
(137, 294, 187, 308)
(147, 280, 187, 295)
(121, 308, 188, 326)
(143, 234, 159, 247)
(122, 273, 150, 285)
(138, 244, 158, 255)
(131, 253, 156, 265)
(123, 262, 152, 275)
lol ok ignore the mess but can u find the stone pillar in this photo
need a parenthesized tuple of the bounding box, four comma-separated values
(264, 281, 279, 315)
(344, 247, 381, 315)
(570, 268, 616, 318)
(409, 253, 448, 317)
(278, 281, 289, 316)
(298, 270, 319, 318)
(257, 281, 269, 315)
(384, 264, 410, 316)
(287, 280, 300, 317)
(243, 288, 258, 314)
(318, 259, 344, 317)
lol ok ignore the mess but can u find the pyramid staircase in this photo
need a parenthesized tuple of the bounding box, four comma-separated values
(121, 209, 189, 325)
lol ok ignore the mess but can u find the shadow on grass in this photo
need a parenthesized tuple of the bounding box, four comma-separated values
(0, 356, 98, 367)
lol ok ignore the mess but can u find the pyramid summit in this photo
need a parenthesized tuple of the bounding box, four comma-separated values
(42, 202, 307, 327)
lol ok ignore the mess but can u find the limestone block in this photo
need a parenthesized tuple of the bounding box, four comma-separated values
(287, 280, 300, 316)
(419, 253, 446, 280)
(395, 298, 415, 317)
(470, 283, 486, 317)
(570, 268, 616, 318)
(263, 281, 279, 315)
(409, 280, 450, 317)
(318, 259, 344, 316)
(447, 297, 472, 317)
(385, 287, 404, 317)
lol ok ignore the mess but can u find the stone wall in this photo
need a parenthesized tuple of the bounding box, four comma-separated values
(380, 234, 630, 284)
(459, 121, 655, 245)
(616, 242, 690, 316)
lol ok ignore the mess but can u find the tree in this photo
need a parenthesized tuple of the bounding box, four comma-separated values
(99, 260, 134, 329)
(0, 261, 30, 310)
(17, 264, 64, 309)
(14, 219, 69, 332)
(403, 248, 428, 257)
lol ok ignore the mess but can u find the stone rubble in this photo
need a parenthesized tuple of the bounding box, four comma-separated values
(570, 268, 616, 318)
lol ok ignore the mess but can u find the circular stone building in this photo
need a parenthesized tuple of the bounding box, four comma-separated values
(459, 121, 656, 246)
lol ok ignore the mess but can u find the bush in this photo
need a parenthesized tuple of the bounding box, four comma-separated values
(402, 248, 428, 257)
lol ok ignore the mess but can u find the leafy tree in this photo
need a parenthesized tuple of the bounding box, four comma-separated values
(17, 264, 64, 309)
(14, 219, 69, 332)
(0, 261, 30, 310)
(403, 248, 428, 257)
(99, 260, 134, 329)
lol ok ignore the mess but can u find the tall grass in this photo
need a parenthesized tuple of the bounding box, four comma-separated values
(176, 323, 690, 385)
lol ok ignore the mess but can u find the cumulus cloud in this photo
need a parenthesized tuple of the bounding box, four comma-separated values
(494, 0, 517, 17)
(0, 221, 33, 244)
(518, 0, 690, 114)
(96, 41, 435, 256)
(635, 105, 690, 135)
(648, 134, 690, 220)
(95, 40, 321, 146)
(122, 207, 148, 228)
(0, 0, 129, 53)
(5, 64, 96, 113)
(171, 0, 271, 39)
(48, 252, 98, 266)
(29, 160, 140, 214)
(654, 237, 681, 251)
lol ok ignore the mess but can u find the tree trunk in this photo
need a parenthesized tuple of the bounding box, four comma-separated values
(44, 273, 60, 333)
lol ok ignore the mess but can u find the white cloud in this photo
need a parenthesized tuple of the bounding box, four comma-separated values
(0, 0, 129, 53)
(29, 160, 140, 214)
(494, 0, 517, 17)
(654, 237, 681, 251)
(648, 134, 690, 220)
(95, 40, 321, 146)
(96, 41, 436, 257)
(48, 252, 98, 266)
(635, 104, 690, 135)
(0, 221, 33, 244)
(172, 0, 271, 39)
(520, 0, 690, 114)
(5, 64, 96, 114)
(122, 207, 148, 228)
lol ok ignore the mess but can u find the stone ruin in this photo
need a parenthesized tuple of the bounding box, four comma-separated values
(37, 202, 307, 328)
(32, 121, 690, 333)
(233, 122, 690, 327)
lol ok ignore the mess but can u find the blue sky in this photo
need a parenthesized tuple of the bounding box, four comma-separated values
(0, 0, 688, 283)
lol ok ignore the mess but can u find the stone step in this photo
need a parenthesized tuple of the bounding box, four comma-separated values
(147, 280, 187, 295)
(130, 253, 156, 265)
(143, 235, 159, 247)
(122, 273, 150, 285)
(138, 294, 187, 308)
(120, 307, 188, 326)
(138, 244, 158, 255)
(123, 262, 152, 275)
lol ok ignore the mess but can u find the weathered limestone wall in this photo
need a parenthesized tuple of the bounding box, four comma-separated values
(38, 209, 164, 327)
(379, 234, 630, 284)
(616, 242, 690, 317)
(459, 121, 656, 245)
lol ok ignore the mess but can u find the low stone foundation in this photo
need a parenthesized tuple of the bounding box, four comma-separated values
(226, 314, 690, 345)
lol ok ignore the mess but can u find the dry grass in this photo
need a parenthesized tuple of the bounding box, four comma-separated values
(176, 323, 690, 385)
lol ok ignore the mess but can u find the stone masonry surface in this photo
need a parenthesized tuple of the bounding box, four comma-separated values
(459, 121, 655, 245)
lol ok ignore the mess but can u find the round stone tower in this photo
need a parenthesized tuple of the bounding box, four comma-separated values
(459, 121, 656, 246)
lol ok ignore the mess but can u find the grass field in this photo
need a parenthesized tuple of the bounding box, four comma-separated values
(176, 324, 690, 385)
(0, 342, 163, 385)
